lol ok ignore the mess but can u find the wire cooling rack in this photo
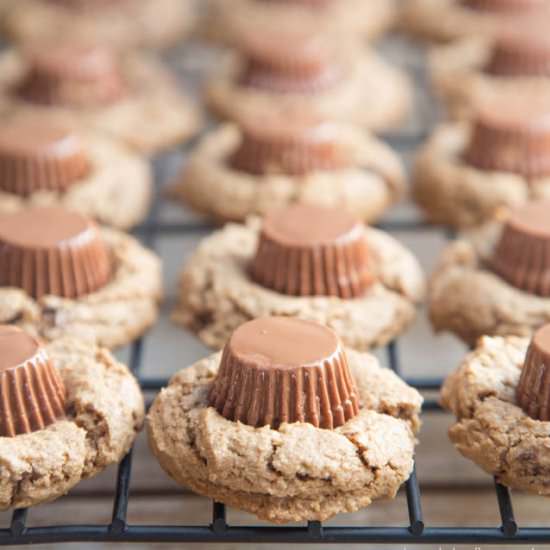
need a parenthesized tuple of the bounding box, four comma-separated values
(2, 36, 550, 548)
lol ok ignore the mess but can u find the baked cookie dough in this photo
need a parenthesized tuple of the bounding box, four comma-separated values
(2, 0, 197, 50)
(202, 0, 398, 45)
(174, 216, 425, 351)
(429, 203, 550, 346)
(0, 115, 152, 230)
(148, 340, 422, 523)
(0, 46, 201, 155)
(206, 47, 411, 133)
(169, 122, 406, 224)
(0, 215, 162, 350)
(400, 0, 548, 43)
(0, 333, 145, 510)
(441, 331, 550, 494)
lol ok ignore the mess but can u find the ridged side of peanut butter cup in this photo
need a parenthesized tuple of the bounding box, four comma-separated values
(0, 116, 90, 196)
(464, 88, 550, 178)
(0, 206, 112, 299)
(209, 317, 359, 429)
(17, 43, 127, 107)
(517, 324, 550, 420)
(491, 201, 550, 296)
(236, 29, 344, 94)
(251, 204, 373, 299)
(486, 26, 550, 77)
(0, 325, 65, 437)
(229, 109, 353, 175)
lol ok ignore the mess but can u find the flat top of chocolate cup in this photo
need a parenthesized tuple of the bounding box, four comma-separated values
(229, 317, 340, 368)
(0, 117, 83, 159)
(505, 200, 550, 238)
(0, 207, 93, 249)
(532, 324, 550, 357)
(262, 204, 362, 246)
(27, 43, 119, 80)
(0, 325, 39, 372)
(473, 87, 550, 131)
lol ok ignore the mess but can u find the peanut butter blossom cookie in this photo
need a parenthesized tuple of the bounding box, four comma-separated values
(400, 0, 549, 43)
(430, 200, 550, 345)
(430, 21, 550, 120)
(203, 0, 398, 45)
(2, 0, 196, 50)
(148, 317, 422, 523)
(170, 108, 405, 224)
(206, 28, 411, 132)
(0, 114, 151, 229)
(174, 204, 425, 351)
(442, 324, 550, 494)
(0, 206, 162, 349)
(0, 42, 201, 154)
(0, 325, 144, 510)
(413, 86, 550, 228)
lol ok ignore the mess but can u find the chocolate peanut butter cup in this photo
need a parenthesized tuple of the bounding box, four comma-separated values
(236, 29, 345, 94)
(516, 324, 550, 420)
(486, 26, 550, 77)
(251, 204, 373, 298)
(464, 89, 550, 178)
(491, 201, 550, 296)
(0, 325, 65, 437)
(17, 43, 127, 107)
(0, 207, 112, 299)
(258, 0, 333, 6)
(229, 110, 352, 175)
(209, 317, 359, 429)
(0, 116, 90, 196)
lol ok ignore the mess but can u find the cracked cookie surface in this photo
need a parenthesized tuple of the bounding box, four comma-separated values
(441, 335, 550, 493)
(0, 337, 145, 510)
(0, 128, 152, 230)
(147, 349, 422, 523)
(0, 227, 162, 349)
(0, 50, 201, 155)
(173, 220, 425, 351)
(169, 124, 406, 224)
(429, 221, 550, 346)
(413, 123, 550, 228)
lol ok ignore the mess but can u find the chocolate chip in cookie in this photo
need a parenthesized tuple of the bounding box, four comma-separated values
(209, 316, 360, 429)
(516, 323, 550, 420)
(251, 204, 374, 298)
(491, 200, 550, 296)
(0, 325, 66, 437)
(0, 115, 90, 196)
(0, 207, 112, 299)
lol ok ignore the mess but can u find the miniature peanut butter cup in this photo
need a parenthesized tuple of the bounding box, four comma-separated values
(259, 0, 333, 6)
(229, 110, 352, 175)
(17, 43, 127, 107)
(209, 317, 359, 429)
(491, 201, 550, 296)
(464, 89, 550, 178)
(0, 206, 112, 299)
(516, 324, 550, 420)
(486, 26, 550, 77)
(0, 325, 65, 437)
(236, 29, 344, 94)
(251, 204, 373, 298)
(0, 117, 90, 196)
